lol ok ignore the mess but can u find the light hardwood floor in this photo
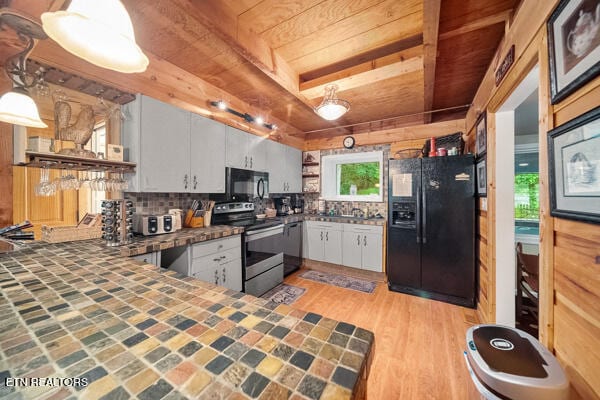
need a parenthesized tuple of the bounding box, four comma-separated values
(285, 268, 482, 400)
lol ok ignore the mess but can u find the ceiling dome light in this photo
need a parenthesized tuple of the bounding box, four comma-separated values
(0, 88, 48, 128)
(314, 84, 350, 121)
(41, 0, 149, 73)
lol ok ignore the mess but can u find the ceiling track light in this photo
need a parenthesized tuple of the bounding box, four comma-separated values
(210, 100, 277, 130)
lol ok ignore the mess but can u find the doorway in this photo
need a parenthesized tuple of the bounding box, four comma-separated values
(494, 65, 540, 329)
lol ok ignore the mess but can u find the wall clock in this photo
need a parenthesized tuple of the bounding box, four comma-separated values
(343, 136, 355, 149)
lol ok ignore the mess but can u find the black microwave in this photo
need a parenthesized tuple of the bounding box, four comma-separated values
(226, 167, 269, 201)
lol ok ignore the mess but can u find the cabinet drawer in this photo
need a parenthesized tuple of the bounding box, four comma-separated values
(305, 220, 342, 231)
(191, 235, 240, 258)
(342, 224, 382, 235)
(191, 247, 240, 274)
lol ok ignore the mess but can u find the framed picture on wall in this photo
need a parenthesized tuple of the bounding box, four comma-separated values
(476, 156, 487, 197)
(547, 0, 600, 104)
(548, 105, 600, 224)
(475, 112, 487, 157)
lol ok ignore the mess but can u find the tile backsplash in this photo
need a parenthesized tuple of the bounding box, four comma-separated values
(125, 144, 389, 217)
(124, 192, 208, 214)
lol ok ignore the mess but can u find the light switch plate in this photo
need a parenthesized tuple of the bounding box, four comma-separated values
(480, 197, 487, 211)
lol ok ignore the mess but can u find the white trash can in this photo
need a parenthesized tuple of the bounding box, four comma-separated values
(464, 325, 569, 400)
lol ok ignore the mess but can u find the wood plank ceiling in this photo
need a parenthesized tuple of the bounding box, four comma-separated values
(3, 0, 521, 140)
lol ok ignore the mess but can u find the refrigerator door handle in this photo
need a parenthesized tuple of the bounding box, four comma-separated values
(422, 186, 427, 244)
(416, 186, 421, 244)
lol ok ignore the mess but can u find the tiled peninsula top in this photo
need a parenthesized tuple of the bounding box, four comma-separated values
(0, 240, 373, 400)
(120, 225, 245, 257)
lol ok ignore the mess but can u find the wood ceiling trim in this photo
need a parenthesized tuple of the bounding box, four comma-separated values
(300, 50, 423, 99)
(260, 0, 388, 50)
(423, 0, 441, 123)
(304, 118, 466, 150)
(438, 10, 512, 41)
(278, 0, 421, 67)
(289, 14, 421, 75)
(238, 0, 323, 35)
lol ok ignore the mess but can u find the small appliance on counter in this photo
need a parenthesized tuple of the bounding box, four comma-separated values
(290, 194, 304, 214)
(273, 196, 291, 216)
(133, 213, 181, 236)
(101, 200, 133, 246)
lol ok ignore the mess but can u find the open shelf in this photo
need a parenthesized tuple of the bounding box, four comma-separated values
(302, 162, 320, 166)
(20, 152, 136, 173)
(302, 174, 319, 178)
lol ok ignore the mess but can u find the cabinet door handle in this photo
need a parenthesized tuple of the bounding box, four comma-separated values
(250, 156, 253, 168)
(222, 267, 226, 283)
(320, 231, 323, 241)
(214, 270, 219, 285)
(184, 174, 188, 189)
(357, 234, 360, 246)
(245, 156, 248, 168)
(326, 231, 328, 241)
(363, 235, 367, 246)
(193, 175, 198, 190)
(213, 257, 220, 262)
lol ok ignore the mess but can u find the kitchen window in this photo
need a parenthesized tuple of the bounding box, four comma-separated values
(321, 151, 383, 201)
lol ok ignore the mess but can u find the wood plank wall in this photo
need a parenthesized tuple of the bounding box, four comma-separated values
(466, 0, 600, 398)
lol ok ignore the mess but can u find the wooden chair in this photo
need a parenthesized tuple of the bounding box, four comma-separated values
(516, 242, 539, 321)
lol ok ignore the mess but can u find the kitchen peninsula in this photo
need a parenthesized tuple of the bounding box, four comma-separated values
(0, 229, 373, 400)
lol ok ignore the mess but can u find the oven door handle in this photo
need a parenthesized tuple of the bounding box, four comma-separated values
(245, 225, 284, 241)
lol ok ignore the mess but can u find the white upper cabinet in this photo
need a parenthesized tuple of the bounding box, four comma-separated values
(123, 95, 190, 192)
(190, 113, 226, 193)
(226, 126, 266, 171)
(265, 140, 302, 193)
(123, 95, 226, 193)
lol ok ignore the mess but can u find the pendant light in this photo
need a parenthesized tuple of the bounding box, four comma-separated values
(41, 0, 149, 73)
(0, 11, 48, 128)
(314, 84, 350, 121)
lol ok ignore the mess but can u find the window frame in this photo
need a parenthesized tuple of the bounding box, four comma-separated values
(321, 151, 384, 202)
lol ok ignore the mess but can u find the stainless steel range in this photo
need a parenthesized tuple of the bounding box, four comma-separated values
(212, 202, 283, 297)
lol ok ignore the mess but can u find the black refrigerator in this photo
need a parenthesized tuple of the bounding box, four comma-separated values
(387, 155, 476, 308)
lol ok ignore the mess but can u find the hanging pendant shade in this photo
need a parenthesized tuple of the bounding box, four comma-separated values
(314, 84, 350, 121)
(0, 88, 48, 128)
(41, 0, 149, 73)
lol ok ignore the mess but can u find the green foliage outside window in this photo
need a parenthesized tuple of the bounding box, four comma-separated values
(338, 162, 380, 195)
(515, 173, 539, 220)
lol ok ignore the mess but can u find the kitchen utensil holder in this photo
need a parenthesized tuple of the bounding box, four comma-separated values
(101, 199, 133, 246)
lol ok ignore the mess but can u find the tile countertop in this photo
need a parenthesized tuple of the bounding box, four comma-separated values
(120, 225, 245, 257)
(282, 214, 386, 226)
(0, 238, 373, 399)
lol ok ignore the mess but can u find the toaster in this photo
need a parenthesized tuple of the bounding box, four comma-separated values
(133, 214, 181, 236)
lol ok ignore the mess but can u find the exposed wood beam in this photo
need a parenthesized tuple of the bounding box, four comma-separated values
(31, 40, 305, 147)
(423, 0, 441, 124)
(164, 0, 316, 111)
(439, 10, 513, 41)
(300, 47, 423, 99)
(299, 35, 423, 82)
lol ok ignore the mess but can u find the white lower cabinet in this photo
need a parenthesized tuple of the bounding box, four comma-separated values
(305, 221, 383, 272)
(342, 224, 383, 272)
(165, 235, 242, 292)
(305, 221, 342, 265)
